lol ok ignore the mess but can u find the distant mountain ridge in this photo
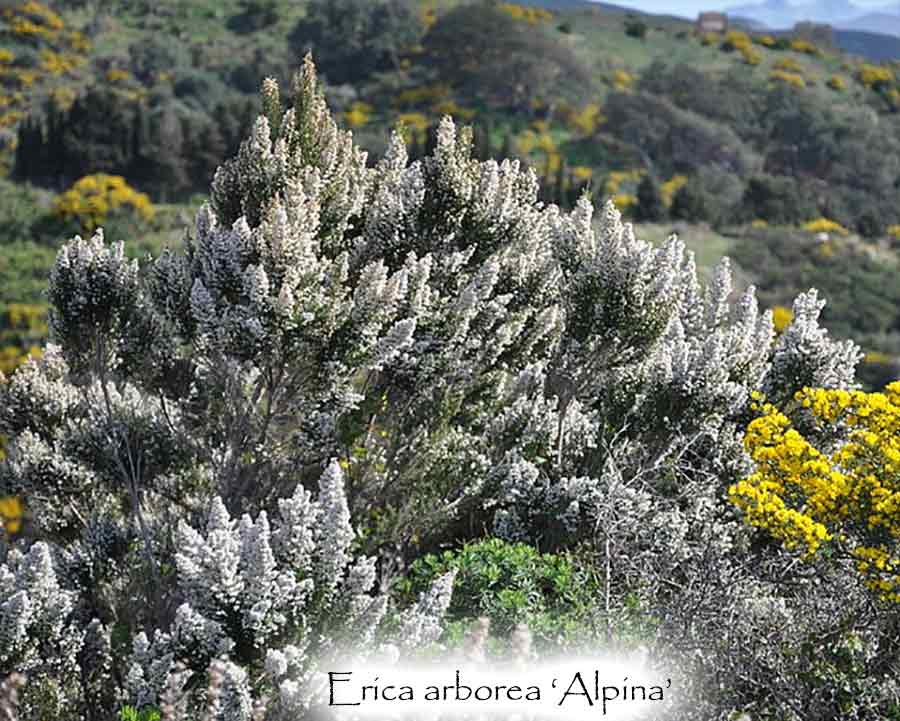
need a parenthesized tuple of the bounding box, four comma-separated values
(725, 0, 900, 35)
(833, 27, 900, 56)
(837, 9, 900, 35)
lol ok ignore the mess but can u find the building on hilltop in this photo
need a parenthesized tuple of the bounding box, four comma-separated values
(696, 11, 728, 33)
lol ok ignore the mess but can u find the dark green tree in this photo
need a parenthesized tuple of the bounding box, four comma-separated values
(423, 2, 592, 113)
(635, 174, 666, 222)
(289, 0, 423, 85)
(741, 175, 817, 225)
(671, 182, 710, 223)
(625, 18, 648, 39)
(227, 0, 279, 33)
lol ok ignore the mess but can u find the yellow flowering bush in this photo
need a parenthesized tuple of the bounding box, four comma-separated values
(40, 49, 81, 75)
(721, 30, 752, 52)
(730, 384, 900, 602)
(802, 217, 849, 235)
(395, 84, 451, 108)
(5, 302, 47, 332)
(741, 47, 762, 65)
(561, 103, 604, 135)
(0, 0, 91, 138)
(751, 218, 769, 228)
(827, 74, 846, 91)
(790, 38, 820, 55)
(604, 168, 643, 195)
(774, 57, 803, 73)
(0, 109, 23, 128)
(864, 350, 892, 365)
(431, 99, 475, 121)
(14, 69, 39, 88)
(700, 31, 719, 46)
(67, 29, 91, 52)
(54, 174, 155, 233)
(611, 69, 635, 90)
(754, 34, 776, 47)
(0, 344, 41, 376)
(343, 101, 373, 128)
(887, 87, 900, 110)
(571, 165, 593, 183)
(816, 240, 835, 258)
(516, 128, 557, 156)
(106, 68, 131, 83)
(544, 151, 562, 175)
(0, 495, 24, 535)
(420, 6, 438, 30)
(886, 223, 900, 241)
(498, 3, 552, 24)
(49, 84, 75, 110)
(396, 111, 430, 145)
(857, 63, 894, 89)
(3, 0, 64, 42)
(770, 69, 806, 88)
(612, 192, 636, 211)
(660, 174, 687, 207)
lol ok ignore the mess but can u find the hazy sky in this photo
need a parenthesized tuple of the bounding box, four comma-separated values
(601, 0, 895, 20)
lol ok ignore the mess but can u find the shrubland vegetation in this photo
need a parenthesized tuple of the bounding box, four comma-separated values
(1, 0, 900, 384)
(0, 54, 897, 721)
(0, 3, 899, 714)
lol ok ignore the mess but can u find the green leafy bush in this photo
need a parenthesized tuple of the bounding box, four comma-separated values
(118, 706, 160, 721)
(397, 538, 601, 645)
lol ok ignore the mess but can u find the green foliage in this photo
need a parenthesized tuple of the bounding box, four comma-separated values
(0, 242, 57, 305)
(670, 181, 710, 222)
(634, 174, 665, 222)
(422, 2, 592, 112)
(227, 0, 279, 33)
(624, 18, 648, 39)
(127, 35, 191, 85)
(741, 175, 817, 225)
(289, 0, 424, 85)
(117, 706, 161, 721)
(731, 226, 900, 356)
(636, 61, 900, 232)
(603, 90, 757, 179)
(0, 178, 45, 242)
(14, 89, 251, 202)
(397, 538, 601, 645)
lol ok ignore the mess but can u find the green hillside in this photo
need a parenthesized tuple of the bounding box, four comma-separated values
(1, 0, 900, 386)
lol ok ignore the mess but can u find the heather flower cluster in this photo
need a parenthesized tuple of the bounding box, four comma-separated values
(0, 55, 897, 721)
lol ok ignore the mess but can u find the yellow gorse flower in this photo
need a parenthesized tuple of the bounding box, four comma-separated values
(53, 173, 155, 232)
(0, 496, 24, 535)
(730, 382, 900, 602)
(802, 217, 849, 235)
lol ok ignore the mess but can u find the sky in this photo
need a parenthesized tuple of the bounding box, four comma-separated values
(598, 0, 895, 20)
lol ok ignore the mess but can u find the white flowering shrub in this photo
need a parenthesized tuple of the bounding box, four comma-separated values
(0, 55, 896, 721)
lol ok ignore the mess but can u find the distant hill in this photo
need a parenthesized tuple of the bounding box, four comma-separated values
(833, 27, 900, 56)
(509, 0, 596, 7)
(729, 14, 772, 29)
(836, 10, 900, 35)
(728, 0, 888, 28)
(706, 0, 900, 49)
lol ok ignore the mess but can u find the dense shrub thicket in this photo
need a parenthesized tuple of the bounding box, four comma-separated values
(0, 56, 898, 721)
